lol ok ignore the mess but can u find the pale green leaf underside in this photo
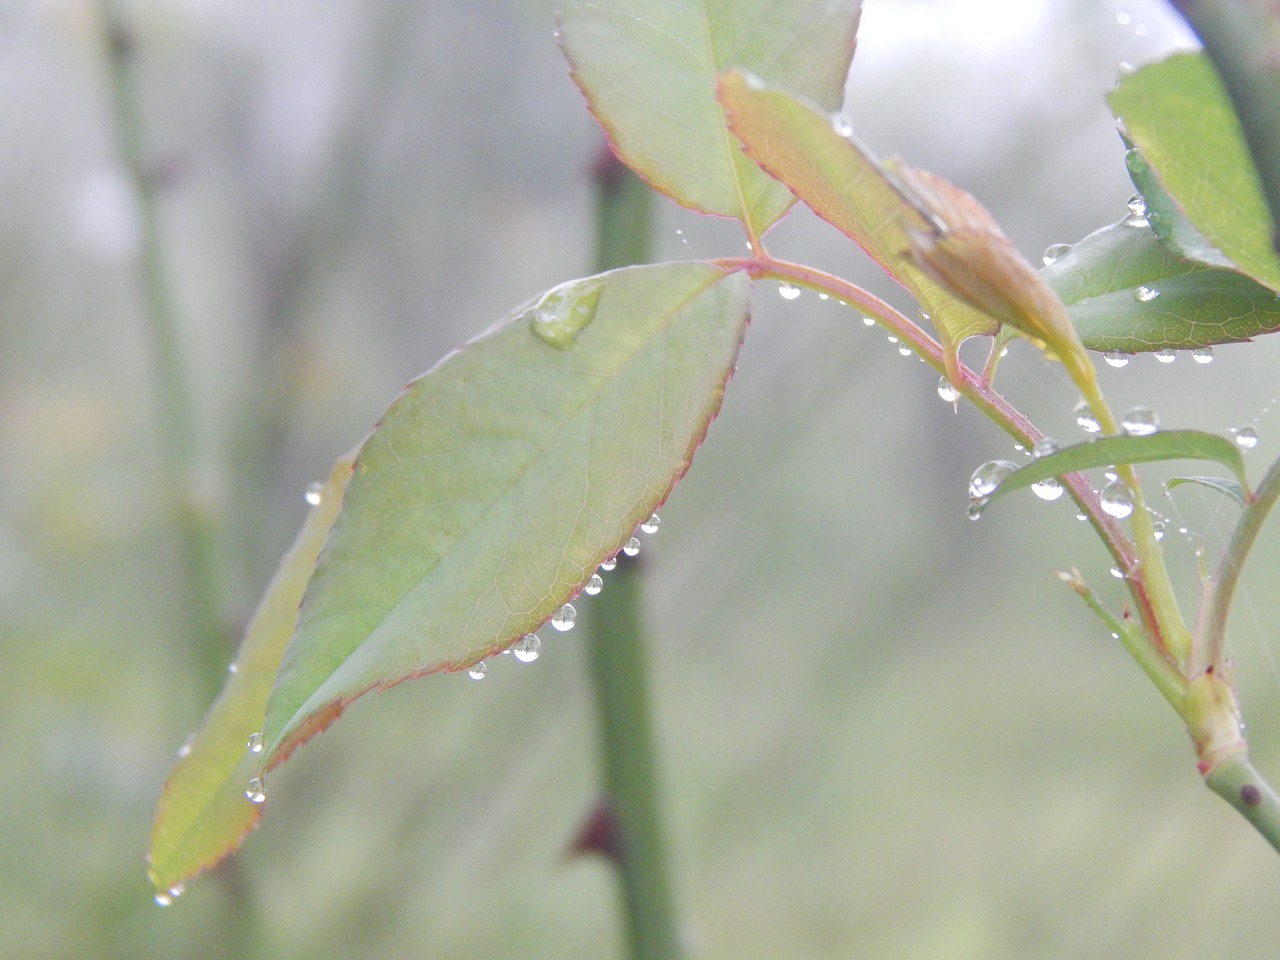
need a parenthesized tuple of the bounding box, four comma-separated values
(1167, 475, 1247, 506)
(1041, 220, 1280, 352)
(719, 72, 997, 352)
(261, 263, 751, 766)
(984, 431, 1249, 508)
(147, 449, 356, 892)
(558, 0, 860, 238)
(1109, 52, 1280, 293)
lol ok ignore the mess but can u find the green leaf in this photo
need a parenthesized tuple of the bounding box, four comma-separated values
(982, 431, 1250, 507)
(260, 263, 751, 767)
(1042, 220, 1280, 352)
(1167, 475, 1247, 507)
(1123, 144, 1235, 270)
(147, 449, 357, 894)
(717, 72, 997, 371)
(1109, 52, 1280, 293)
(557, 0, 860, 240)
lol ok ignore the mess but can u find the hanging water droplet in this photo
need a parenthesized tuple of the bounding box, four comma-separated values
(513, 634, 541, 662)
(1104, 466, 1119, 481)
(155, 884, 184, 907)
(246, 778, 267, 803)
(304, 481, 323, 506)
(1042, 242, 1071, 266)
(1234, 425, 1260, 450)
(1110, 565, 1125, 578)
(897, 344, 913, 357)
(1103, 350, 1130, 368)
(641, 513, 661, 534)
(861, 316, 876, 326)
(1117, 60, 1136, 76)
(177, 740, 192, 759)
(247, 732, 264, 754)
(599, 557, 617, 572)
(227, 662, 238, 674)
(1075, 512, 1088, 522)
(1121, 405, 1159, 436)
(622, 537, 641, 557)
(1125, 148, 1148, 176)
(468, 661, 488, 680)
(584, 573, 604, 595)
(967, 503, 984, 521)
(937, 377, 961, 404)
(778, 283, 801, 300)
(1031, 477, 1064, 501)
(551, 603, 577, 631)
(1153, 348, 1176, 362)
(830, 111, 854, 137)
(1100, 480, 1135, 519)
(1074, 400, 1101, 434)
(1153, 521, 1166, 541)
(886, 335, 899, 343)
(1133, 285, 1160, 303)
(528, 278, 605, 349)
(1032, 437, 1058, 458)
(818, 292, 829, 300)
(1192, 346, 1214, 364)
(969, 460, 1018, 499)
(1123, 193, 1148, 227)
(1116, 9, 1132, 25)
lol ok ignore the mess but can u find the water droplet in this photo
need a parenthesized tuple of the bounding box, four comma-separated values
(1133, 285, 1160, 302)
(1154, 348, 1176, 363)
(1042, 242, 1071, 266)
(1117, 60, 1136, 76)
(468, 661, 488, 680)
(551, 603, 577, 631)
(622, 537, 641, 557)
(1121, 405, 1159, 436)
(1074, 400, 1101, 434)
(1153, 521, 1166, 541)
(155, 884, 184, 907)
(1116, 9, 1132, 25)
(513, 634, 541, 662)
(640, 513, 661, 534)
(1032, 437, 1058, 458)
(304, 481, 323, 506)
(1031, 477, 1064, 501)
(861, 316, 876, 327)
(967, 503, 984, 521)
(969, 460, 1018, 499)
(1192, 346, 1214, 364)
(1124, 193, 1148, 227)
(247, 732, 263, 754)
(528, 278, 605, 349)
(1110, 565, 1125, 578)
(818, 292, 829, 300)
(1104, 466, 1119, 481)
(599, 557, 617, 572)
(246, 778, 267, 804)
(1125, 148, 1148, 176)
(1075, 512, 1088, 522)
(937, 377, 961, 404)
(886, 335, 899, 343)
(1235, 426, 1260, 450)
(1100, 480, 1135, 519)
(778, 283, 801, 300)
(584, 573, 604, 595)
(830, 111, 854, 137)
(227, 662, 238, 674)
(1103, 350, 1130, 368)
(177, 740, 192, 759)
(897, 344, 913, 357)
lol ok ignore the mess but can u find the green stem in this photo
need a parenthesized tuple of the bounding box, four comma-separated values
(1199, 453, 1280, 670)
(586, 148, 684, 960)
(583, 556, 685, 960)
(1167, 1, 1280, 247)
(1205, 753, 1280, 854)
(100, 4, 228, 702)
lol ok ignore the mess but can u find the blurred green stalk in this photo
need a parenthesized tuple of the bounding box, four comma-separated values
(585, 147, 684, 960)
(99, 1, 229, 703)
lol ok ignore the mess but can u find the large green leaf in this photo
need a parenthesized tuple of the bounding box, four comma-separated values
(1041, 219, 1280, 352)
(1109, 52, 1280, 293)
(260, 263, 751, 768)
(717, 72, 998, 372)
(147, 449, 356, 895)
(557, 0, 860, 240)
(980, 431, 1250, 508)
(1123, 144, 1235, 271)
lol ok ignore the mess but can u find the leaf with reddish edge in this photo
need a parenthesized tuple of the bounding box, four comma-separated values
(557, 0, 861, 243)
(259, 263, 751, 770)
(147, 448, 357, 895)
(718, 72, 998, 383)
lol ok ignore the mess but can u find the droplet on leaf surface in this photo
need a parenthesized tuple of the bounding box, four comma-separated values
(1042, 243, 1071, 266)
(246, 778, 267, 804)
(528, 278, 604, 349)
(247, 732, 263, 754)
(1031, 477, 1064, 501)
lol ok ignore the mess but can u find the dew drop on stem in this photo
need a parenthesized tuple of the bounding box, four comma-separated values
(1074, 400, 1101, 434)
(830, 111, 854, 137)
(778, 283, 801, 300)
(304, 482, 323, 506)
(1100, 480, 1135, 519)
(937, 377, 961, 404)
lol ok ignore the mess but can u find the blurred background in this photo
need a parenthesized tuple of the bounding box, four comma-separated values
(6, 0, 1280, 957)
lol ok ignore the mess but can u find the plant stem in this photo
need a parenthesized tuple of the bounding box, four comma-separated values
(100, 3, 228, 702)
(1167, 1, 1280, 247)
(583, 555, 685, 960)
(1198, 453, 1280, 670)
(1205, 753, 1280, 854)
(585, 147, 684, 960)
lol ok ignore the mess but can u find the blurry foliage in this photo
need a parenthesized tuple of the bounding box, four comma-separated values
(5, 1, 1280, 959)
